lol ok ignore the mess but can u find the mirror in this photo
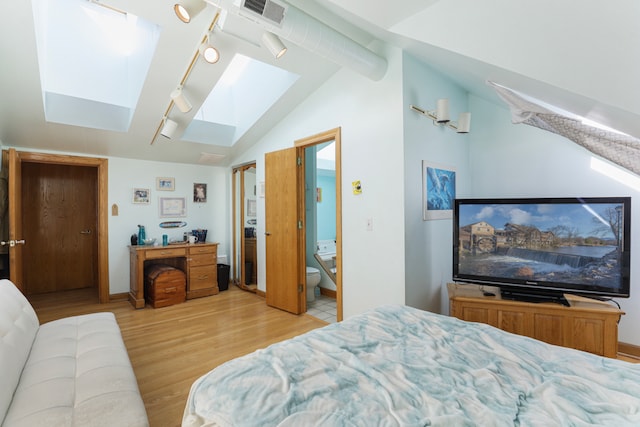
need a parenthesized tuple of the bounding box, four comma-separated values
(232, 163, 257, 291)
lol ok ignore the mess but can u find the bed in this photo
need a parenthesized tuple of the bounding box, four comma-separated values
(182, 305, 640, 426)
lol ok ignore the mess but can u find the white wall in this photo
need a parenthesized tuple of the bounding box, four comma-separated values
(402, 52, 472, 314)
(230, 42, 406, 319)
(108, 157, 229, 294)
(468, 95, 640, 346)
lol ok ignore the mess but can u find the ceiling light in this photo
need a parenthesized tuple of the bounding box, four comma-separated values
(170, 86, 192, 113)
(160, 118, 178, 139)
(174, 0, 206, 23)
(410, 101, 471, 134)
(262, 32, 287, 59)
(199, 32, 220, 64)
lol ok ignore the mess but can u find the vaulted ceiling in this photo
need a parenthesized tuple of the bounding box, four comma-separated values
(1, 0, 638, 166)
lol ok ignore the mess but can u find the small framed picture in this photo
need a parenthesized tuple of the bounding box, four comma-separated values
(423, 160, 456, 220)
(133, 188, 150, 204)
(193, 183, 207, 203)
(159, 197, 187, 218)
(156, 177, 175, 191)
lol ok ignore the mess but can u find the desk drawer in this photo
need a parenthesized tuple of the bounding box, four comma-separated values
(145, 248, 186, 259)
(188, 245, 217, 255)
(190, 265, 216, 290)
(190, 253, 216, 267)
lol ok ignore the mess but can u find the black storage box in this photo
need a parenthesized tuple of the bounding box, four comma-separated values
(217, 264, 230, 291)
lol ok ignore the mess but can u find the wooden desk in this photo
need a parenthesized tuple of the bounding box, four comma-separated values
(129, 242, 219, 308)
(447, 283, 624, 358)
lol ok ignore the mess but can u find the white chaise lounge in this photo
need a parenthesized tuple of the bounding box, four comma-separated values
(0, 279, 148, 427)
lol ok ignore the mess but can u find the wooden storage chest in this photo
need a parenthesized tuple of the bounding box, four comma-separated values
(144, 264, 186, 308)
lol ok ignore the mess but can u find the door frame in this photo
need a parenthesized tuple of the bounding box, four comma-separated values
(295, 127, 343, 322)
(8, 150, 109, 302)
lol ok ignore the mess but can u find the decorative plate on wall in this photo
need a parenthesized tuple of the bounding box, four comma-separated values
(159, 221, 187, 228)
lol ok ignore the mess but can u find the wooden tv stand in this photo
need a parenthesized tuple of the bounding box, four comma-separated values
(447, 283, 624, 358)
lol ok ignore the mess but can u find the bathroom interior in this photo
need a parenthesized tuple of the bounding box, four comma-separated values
(304, 141, 337, 323)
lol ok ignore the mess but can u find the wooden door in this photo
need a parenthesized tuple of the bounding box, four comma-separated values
(22, 163, 98, 294)
(265, 147, 303, 314)
(6, 149, 24, 289)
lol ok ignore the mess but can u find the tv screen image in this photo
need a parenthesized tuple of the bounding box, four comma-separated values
(453, 197, 631, 302)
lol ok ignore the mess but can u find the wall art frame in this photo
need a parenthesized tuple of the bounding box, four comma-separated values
(193, 183, 207, 203)
(133, 188, 150, 204)
(159, 197, 187, 218)
(156, 177, 175, 191)
(422, 160, 456, 220)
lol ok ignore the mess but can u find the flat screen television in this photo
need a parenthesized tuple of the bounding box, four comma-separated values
(453, 197, 631, 305)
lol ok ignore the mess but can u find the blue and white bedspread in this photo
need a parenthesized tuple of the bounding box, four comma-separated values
(182, 305, 640, 426)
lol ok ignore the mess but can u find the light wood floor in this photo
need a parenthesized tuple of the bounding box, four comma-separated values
(28, 285, 328, 427)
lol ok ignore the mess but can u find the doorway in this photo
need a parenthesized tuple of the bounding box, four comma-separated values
(232, 163, 258, 292)
(302, 141, 338, 322)
(22, 162, 98, 295)
(4, 149, 109, 302)
(263, 127, 342, 321)
(296, 128, 342, 322)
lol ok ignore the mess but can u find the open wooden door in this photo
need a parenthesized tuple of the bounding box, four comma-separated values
(265, 147, 304, 314)
(6, 149, 25, 290)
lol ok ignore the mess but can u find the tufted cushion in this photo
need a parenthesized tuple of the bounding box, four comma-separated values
(0, 280, 148, 427)
(0, 280, 39, 424)
(2, 312, 148, 427)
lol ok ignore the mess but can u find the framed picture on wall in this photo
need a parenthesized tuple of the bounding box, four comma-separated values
(193, 183, 207, 203)
(423, 161, 456, 220)
(159, 197, 187, 218)
(156, 177, 175, 191)
(133, 188, 150, 204)
(247, 199, 256, 217)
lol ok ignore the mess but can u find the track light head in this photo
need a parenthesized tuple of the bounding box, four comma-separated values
(262, 32, 287, 59)
(410, 101, 471, 135)
(199, 32, 220, 64)
(170, 87, 192, 113)
(160, 118, 179, 139)
(174, 0, 206, 23)
(456, 112, 471, 133)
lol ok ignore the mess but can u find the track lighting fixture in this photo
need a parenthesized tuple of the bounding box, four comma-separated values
(410, 100, 471, 134)
(174, 0, 206, 23)
(262, 31, 287, 59)
(160, 118, 179, 139)
(170, 86, 192, 113)
(199, 32, 220, 64)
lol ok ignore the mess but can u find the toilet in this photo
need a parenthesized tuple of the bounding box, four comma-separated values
(306, 266, 321, 302)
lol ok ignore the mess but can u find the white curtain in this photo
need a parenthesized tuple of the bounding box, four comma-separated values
(488, 81, 640, 176)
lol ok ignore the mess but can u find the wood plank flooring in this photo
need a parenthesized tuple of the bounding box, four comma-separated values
(27, 285, 327, 427)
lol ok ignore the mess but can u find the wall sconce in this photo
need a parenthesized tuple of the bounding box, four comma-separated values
(160, 118, 179, 139)
(174, 0, 206, 23)
(170, 86, 192, 113)
(410, 100, 471, 133)
(262, 31, 287, 59)
(199, 31, 220, 64)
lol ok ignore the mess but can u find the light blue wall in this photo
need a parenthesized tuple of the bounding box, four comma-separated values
(107, 156, 229, 294)
(402, 52, 471, 314)
(316, 170, 336, 241)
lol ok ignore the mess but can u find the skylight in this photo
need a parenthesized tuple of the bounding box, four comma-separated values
(182, 54, 299, 146)
(32, 0, 160, 132)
